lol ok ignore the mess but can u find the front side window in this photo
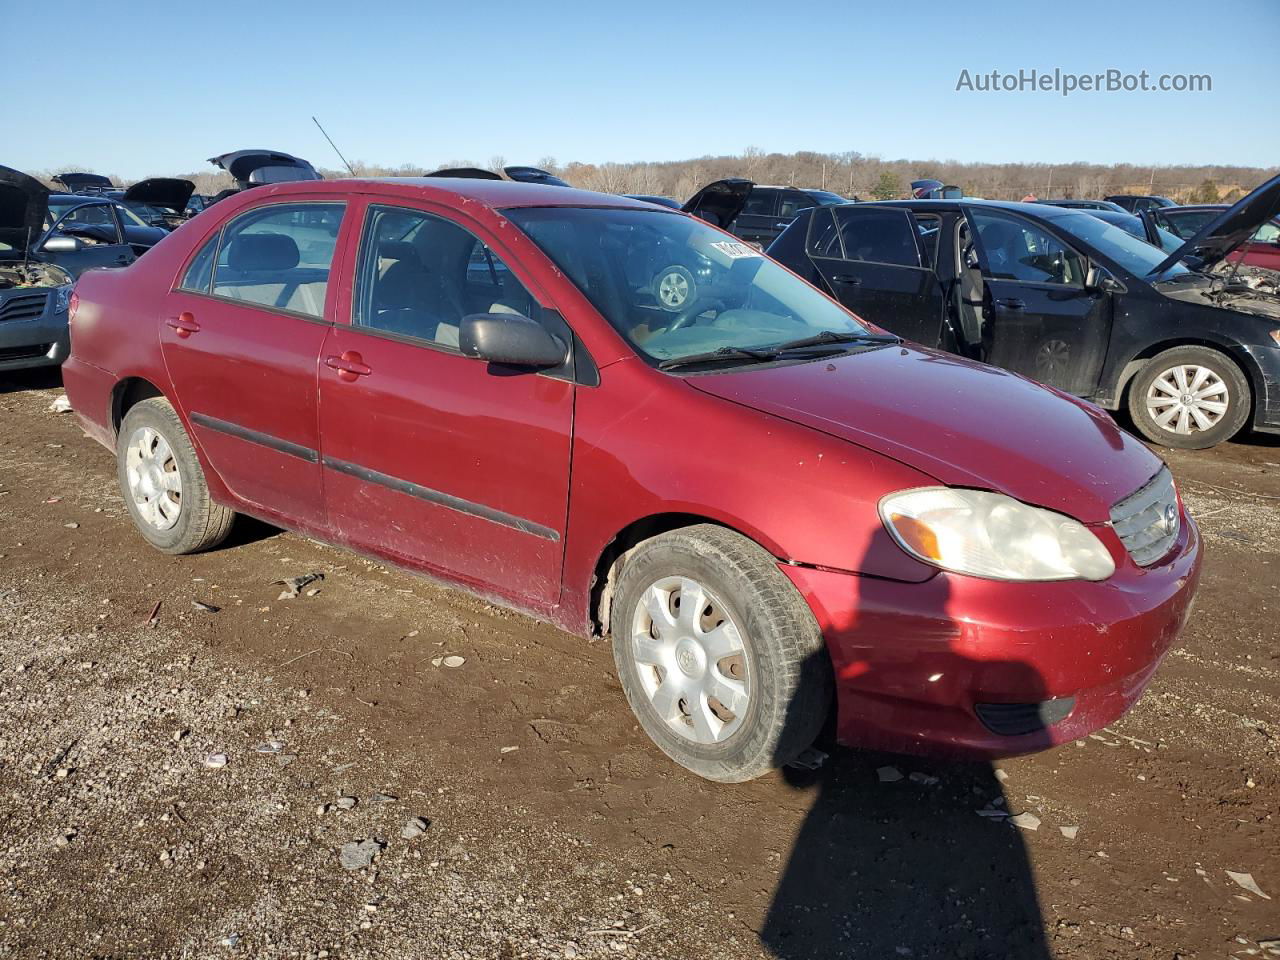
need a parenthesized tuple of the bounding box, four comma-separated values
(1048, 210, 1190, 278)
(507, 206, 873, 365)
(969, 210, 1084, 285)
(779, 191, 817, 218)
(51, 202, 123, 244)
(1252, 221, 1280, 243)
(210, 202, 344, 319)
(353, 205, 538, 349)
(740, 188, 778, 217)
(834, 208, 921, 267)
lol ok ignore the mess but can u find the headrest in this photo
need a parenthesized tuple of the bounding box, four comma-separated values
(228, 232, 300, 271)
(378, 240, 420, 263)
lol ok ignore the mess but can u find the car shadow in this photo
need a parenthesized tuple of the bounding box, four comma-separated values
(0, 367, 63, 394)
(761, 550, 1051, 959)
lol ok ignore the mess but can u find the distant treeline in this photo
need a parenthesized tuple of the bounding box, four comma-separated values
(32, 149, 1278, 204)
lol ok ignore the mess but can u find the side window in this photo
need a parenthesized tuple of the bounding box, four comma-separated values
(833, 208, 921, 267)
(59, 203, 123, 244)
(914, 214, 942, 268)
(779, 191, 816, 218)
(806, 209, 843, 258)
(1254, 221, 1280, 243)
(179, 232, 219, 293)
(210, 203, 345, 319)
(740, 188, 778, 217)
(969, 211, 1084, 285)
(353, 205, 539, 349)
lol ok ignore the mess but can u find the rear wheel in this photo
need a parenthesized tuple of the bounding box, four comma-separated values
(610, 525, 832, 782)
(1127, 346, 1251, 449)
(117, 397, 235, 554)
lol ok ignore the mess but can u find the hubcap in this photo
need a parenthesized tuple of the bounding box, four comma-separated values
(657, 270, 690, 309)
(125, 426, 183, 531)
(1145, 364, 1229, 435)
(630, 576, 750, 744)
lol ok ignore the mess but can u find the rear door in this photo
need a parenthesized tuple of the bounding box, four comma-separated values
(731, 187, 780, 246)
(807, 205, 946, 346)
(316, 201, 574, 605)
(965, 207, 1112, 396)
(159, 199, 349, 527)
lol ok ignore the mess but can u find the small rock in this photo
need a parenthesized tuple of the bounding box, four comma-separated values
(401, 816, 430, 840)
(908, 772, 939, 786)
(49, 395, 73, 413)
(1059, 825, 1079, 840)
(63, 522, 80, 529)
(253, 741, 284, 754)
(316, 803, 330, 817)
(204, 753, 228, 769)
(994, 768, 1009, 783)
(500, 746, 519, 754)
(1226, 870, 1271, 900)
(339, 838, 383, 871)
(442, 655, 466, 668)
(192, 600, 220, 613)
(370, 792, 397, 804)
(876, 766, 903, 783)
(1010, 812, 1041, 831)
(336, 796, 358, 810)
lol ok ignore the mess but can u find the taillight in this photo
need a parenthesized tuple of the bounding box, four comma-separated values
(68, 291, 79, 322)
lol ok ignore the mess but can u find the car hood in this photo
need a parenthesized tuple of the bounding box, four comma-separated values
(0, 165, 49, 253)
(208, 150, 321, 186)
(52, 172, 113, 193)
(683, 178, 752, 228)
(123, 177, 195, 213)
(686, 343, 1163, 523)
(1153, 174, 1280, 274)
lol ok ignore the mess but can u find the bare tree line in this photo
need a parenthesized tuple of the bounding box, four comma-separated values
(29, 148, 1277, 204)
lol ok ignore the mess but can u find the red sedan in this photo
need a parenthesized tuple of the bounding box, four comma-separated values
(63, 178, 1201, 781)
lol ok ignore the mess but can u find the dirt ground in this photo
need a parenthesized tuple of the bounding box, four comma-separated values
(0, 367, 1276, 960)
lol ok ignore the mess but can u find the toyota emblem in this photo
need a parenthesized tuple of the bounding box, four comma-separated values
(1162, 503, 1178, 535)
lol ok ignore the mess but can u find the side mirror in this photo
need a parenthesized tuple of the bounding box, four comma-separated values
(1085, 265, 1125, 294)
(41, 235, 82, 253)
(458, 312, 567, 369)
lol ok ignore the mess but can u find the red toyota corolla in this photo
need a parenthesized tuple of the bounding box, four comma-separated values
(63, 178, 1201, 782)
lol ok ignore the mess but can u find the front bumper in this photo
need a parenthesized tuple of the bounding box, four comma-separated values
(1249, 343, 1280, 433)
(0, 291, 70, 371)
(782, 512, 1201, 759)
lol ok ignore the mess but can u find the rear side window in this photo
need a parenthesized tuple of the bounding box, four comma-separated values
(740, 188, 777, 217)
(1154, 209, 1216, 239)
(779, 191, 817, 218)
(210, 203, 345, 319)
(833, 208, 921, 267)
(806, 210, 843, 258)
(179, 233, 218, 293)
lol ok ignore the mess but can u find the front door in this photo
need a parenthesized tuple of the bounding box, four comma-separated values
(808, 205, 946, 347)
(44, 201, 136, 275)
(965, 207, 1113, 396)
(159, 199, 349, 527)
(317, 202, 574, 605)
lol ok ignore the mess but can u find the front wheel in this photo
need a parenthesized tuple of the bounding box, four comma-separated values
(610, 525, 832, 782)
(1127, 346, 1251, 449)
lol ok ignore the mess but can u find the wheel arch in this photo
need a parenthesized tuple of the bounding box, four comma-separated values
(1112, 337, 1262, 417)
(109, 376, 167, 442)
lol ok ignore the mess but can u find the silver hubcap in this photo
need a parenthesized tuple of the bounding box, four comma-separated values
(631, 576, 750, 744)
(125, 426, 183, 530)
(1146, 364, 1229, 435)
(657, 270, 690, 309)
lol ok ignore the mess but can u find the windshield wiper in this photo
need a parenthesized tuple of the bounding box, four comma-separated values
(657, 346, 782, 371)
(769, 330, 901, 351)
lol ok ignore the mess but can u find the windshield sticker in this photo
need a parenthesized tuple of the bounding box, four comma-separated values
(709, 240, 762, 260)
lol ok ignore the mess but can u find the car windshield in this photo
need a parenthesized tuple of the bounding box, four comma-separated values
(1049, 211, 1192, 277)
(505, 206, 874, 365)
(807, 191, 848, 206)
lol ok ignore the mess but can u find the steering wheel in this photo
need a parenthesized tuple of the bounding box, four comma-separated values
(667, 297, 725, 332)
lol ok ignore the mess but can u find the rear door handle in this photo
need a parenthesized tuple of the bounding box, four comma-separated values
(775, 222, 792, 229)
(325, 351, 372, 382)
(995, 298, 1026, 310)
(831, 274, 863, 285)
(165, 312, 200, 338)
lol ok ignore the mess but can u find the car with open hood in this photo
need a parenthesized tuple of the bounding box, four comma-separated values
(206, 150, 321, 204)
(1148, 204, 1280, 272)
(62, 176, 1199, 782)
(52, 172, 115, 196)
(119, 178, 197, 231)
(767, 174, 1280, 449)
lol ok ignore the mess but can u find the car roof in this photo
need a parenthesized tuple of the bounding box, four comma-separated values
(862, 198, 1075, 218)
(234, 177, 658, 212)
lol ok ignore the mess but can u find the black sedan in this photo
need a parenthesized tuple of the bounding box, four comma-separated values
(767, 177, 1280, 448)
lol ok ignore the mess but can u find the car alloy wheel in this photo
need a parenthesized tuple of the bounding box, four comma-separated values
(1144, 364, 1229, 436)
(630, 575, 750, 744)
(124, 425, 183, 530)
(654, 266, 695, 311)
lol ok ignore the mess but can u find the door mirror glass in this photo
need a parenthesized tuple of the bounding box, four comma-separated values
(42, 235, 82, 253)
(459, 312, 567, 368)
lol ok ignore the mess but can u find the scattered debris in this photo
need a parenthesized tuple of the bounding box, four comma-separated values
(785, 746, 828, 771)
(338, 838, 383, 872)
(145, 599, 163, 625)
(876, 766, 903, 783)
(908, 772, 939, 786)
(63, 522, 79, 529)
(500, 746, 519, 754)
(1059, 825, 1080, 840)
(204, 754, 228, 769)
(335, 796, 358, 810)
(1010, 812, 1041, 831)
(192, 600, 220, 614)
(976, 808, 1010, 818)
(253, 741, 284, 754)
(431, 655, 467, 669)
(48, 395, 73, 413)
(994, 768, 1009, 783)
(274, 573, 324, 600)
(1226, 871, 1271, 900)
(370, 792, 398, 804)
(401, 816, 430, 840)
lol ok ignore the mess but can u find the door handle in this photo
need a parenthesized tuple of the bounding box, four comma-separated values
(774, 222, 792, 229)
(831, 275, 863, 285)
(995, 298, 1026, 310)
(165, 312, 200, 338)
(324, 351, 372, 382)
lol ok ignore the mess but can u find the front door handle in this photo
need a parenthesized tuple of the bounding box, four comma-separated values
(165, 312, 200, 338)
(995, 298, 1026, 310)
(831, 274, 863, 285)
(775, 221, 792, 229)
(325, 350, 372, 382)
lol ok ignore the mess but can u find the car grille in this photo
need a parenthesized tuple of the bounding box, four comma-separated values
(1110, 467, 1179, 566)
(0, 292, 50, 324)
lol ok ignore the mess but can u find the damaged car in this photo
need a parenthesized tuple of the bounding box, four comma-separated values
(119, 178, 196, 231)
(768, 174, 1280, 448)
(63, 176, 1199, 781)
(52, 172, 115, 195)
(206, 150, 321, 204)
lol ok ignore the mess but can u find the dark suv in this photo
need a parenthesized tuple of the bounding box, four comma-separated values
(729, 185, 847, 246)
(767, 176, 1280, 449)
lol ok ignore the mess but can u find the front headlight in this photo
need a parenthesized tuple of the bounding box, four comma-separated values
(879, 488, 1115, 582)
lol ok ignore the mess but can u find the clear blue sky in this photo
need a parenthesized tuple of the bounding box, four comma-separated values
(4, 0, 1276, 179)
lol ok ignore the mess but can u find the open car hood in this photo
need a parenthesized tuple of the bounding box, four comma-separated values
(1153, 174, 1280, 274)
(208, 150, 321, 187)
(502, 166, 570, 187)
(682, 178, 752, 229)
(123, 177, 195, 213)
(52, 172, 113, 194)
(0, 165, 50, 253)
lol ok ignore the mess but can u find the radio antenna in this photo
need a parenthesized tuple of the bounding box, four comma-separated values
(312, 116, 357, 177)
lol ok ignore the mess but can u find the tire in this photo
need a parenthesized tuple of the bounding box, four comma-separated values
(116, 397, 236, 554)
(1127, 346, 1252, 449)
(653, 265, 696, 312)
(609, 524, 832, 782)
